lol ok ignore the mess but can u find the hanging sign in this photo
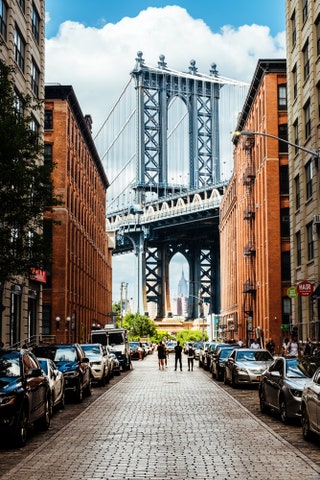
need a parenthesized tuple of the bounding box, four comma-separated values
(287, 286, 298, 298)
(297, 281, 314, 296)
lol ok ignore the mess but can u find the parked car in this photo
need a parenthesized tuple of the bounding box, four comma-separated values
(199, 342, 211, 368)
(80, 343, 110, 386)
(32, 344, 91, 403)
(259, 356, 311, 423)
(224, 348, 274, 387)
(166, 341, 177, 353)
(129, 342, 144, 360)
(38, 357, 65, 410)
(0, 348, 51, 446)
(211, 345, 239, 381)
(193, 341, 203, 361)
(208, 343, 232, 373)
(301, 365, 320, 440)
(109, 351, 121, 376)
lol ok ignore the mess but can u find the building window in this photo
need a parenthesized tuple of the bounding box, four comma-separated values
(280, 165, 289, 195)
(31, 59, 40, 97)
(302, 0, 308, 24)
(14, 27, 25, 72)
(280, 208, 290, 237)
(296, 231, 301, 266)
(303, 40, 310, 80)
(307, 222, 314, 261)
(0, 0, 7, 40)
(278, 124, 288, 153)
(316, 14, 320, 56)
(305, 160, 313, 199)
(281, 251, 291, 282)
(317, 82, 320, 120)
(44, 110, 53, 129)
(293, 119, 299, 155)
(44, 143, 53, 165)
(17, 0, 25, 12)
(278, 84, 287, 110)
(292, 65, 297, 100)
(295, 175, 300, 210)
(304, 100, 311, 139)
(14, 89, 24, 115)
(291, 10, 296, 47)
(31, 3, 40, 43)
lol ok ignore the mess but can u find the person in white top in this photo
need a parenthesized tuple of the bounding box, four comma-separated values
(250, 338, 260, 349)
(286, 336, 299, 357)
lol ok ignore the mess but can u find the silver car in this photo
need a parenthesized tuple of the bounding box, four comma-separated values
(80, 343, 110, 386)
(259, 357, 310, 424)
(301, 366, 320, 439)
(224, 348, 273, 387)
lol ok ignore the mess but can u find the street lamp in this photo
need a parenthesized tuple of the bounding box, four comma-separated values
(233, 130, 320, 160)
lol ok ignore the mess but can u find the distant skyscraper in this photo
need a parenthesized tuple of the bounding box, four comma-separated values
(177, 268, 188, 297)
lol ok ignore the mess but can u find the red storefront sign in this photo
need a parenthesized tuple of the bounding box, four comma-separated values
(30, 268, 47, 283)
(297, 281, 314, 296)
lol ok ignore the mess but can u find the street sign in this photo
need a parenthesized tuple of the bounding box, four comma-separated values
(297, 281, 314, 297)
(287, 286, 298, 298)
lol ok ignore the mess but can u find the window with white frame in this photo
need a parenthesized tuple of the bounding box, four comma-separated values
(14, 27, 25, 72)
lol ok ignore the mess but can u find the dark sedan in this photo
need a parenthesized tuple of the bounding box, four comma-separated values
(259, 356, 312, 424)
(211, 346, 239, 381)
(0, 349, 51, 446)
(33, 344, 91, 403)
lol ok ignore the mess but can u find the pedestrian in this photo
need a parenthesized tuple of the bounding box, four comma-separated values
(187, 344, 195, 371)
(303, 338, 314, 356)
(250, 338, 260, 349)
(157, 342, 166, 370)
(237, 338, 243, 347)
(164, 343, 169, 367)
(266, 338, 275, 355)
(286, 335, 299, 357)
(138, 343, 143, 360)
(174, 341, 183, 371)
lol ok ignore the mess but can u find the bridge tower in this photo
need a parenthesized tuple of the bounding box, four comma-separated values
(119, 52, 224, 320)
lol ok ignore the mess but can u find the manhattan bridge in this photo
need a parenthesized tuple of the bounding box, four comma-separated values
(94, 52, 249, 321)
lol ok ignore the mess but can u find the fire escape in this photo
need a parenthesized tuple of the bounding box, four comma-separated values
(241, 135, 256, 333)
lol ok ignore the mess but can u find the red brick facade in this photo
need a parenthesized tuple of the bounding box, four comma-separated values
(44, 86, 112, 343)
(219, 60, 289, 352)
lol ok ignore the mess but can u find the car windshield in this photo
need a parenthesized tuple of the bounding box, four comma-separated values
(54, 347, 77, 362)
(0, 352, 20, 377)
(220, 348, 233, 359)
(82, 345, 100, 355)
(194, 342, 203, 349)
(286, 358, 308, 378)
(236, 350, 272, 361)
(109, 332, 124, 346)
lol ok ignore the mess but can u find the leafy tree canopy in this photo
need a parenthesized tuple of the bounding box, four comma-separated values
(0, 58, 59, 283)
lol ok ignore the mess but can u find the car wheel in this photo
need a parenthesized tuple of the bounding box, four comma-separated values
(231, 372, 237, 388)
(58, 390, 65, 409)
(211, 368, 216, 379)
(13, 407, 28, 447)
(85, 377, 92, 397)
(35, 394, 51, 431)
(302, 406, 313, 441)
(279, 398, 289, 424)
(75, 380, 83, 403)
(100, 373, 106, 387)
(259, 387, 268, 413)
(223, 370, 228, 384)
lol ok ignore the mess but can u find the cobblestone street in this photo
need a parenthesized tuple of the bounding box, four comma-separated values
(1, 354, 320, 480)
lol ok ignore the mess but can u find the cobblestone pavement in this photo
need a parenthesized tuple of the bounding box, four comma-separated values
(1, 354, 320, 480)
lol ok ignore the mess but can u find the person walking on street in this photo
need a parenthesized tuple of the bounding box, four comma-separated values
(187, 344, 195, 371)
(157, 342, 166, 370)
(174, 341, 183, 371)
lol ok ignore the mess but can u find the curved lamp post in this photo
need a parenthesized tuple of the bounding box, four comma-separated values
(233, 130, 320, 160)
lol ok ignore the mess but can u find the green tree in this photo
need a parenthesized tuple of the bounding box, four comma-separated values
(0, 58, 59, 283)
(123, 312, 157, 340)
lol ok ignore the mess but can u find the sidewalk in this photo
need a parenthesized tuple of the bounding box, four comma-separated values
(2, 353, 320, 480)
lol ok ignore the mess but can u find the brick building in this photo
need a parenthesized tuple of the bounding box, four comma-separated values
(219, 60, 289, 351)
(0, 0, 45, 347)
(44, 85, 112, 344)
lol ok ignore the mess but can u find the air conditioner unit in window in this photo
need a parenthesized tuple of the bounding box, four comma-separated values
(313, 215, 320, 224)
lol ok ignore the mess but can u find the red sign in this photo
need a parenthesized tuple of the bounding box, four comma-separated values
(30, 268, 47, 283)
(297, 281, 314, 296)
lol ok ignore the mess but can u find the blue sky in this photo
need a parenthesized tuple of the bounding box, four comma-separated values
(46, 0, 285, 38)
(45, 1, 286, 310)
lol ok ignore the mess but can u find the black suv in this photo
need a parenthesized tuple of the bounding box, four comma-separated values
(0, 348, 51, 446)
(32, 344, 91, 403)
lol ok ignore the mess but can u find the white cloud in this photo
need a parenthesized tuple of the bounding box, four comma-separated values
(45, 6, 286, 308)
(45, 6, 286, 134)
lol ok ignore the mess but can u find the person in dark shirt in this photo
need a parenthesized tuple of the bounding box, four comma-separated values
(174, 341, 183, 371)
(157, 342, 166, 370)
